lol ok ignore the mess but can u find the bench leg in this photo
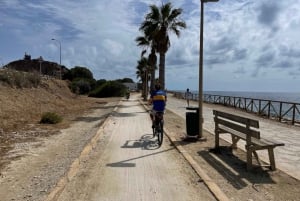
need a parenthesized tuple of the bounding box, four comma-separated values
(252, 151, 261, 166)
(246, 146, 254, 171)
(231, 135, 239, 149)
(268, 148, 276, 170)
(215, 130, 220, 148)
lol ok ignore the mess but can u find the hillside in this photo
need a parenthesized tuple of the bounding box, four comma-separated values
(0, 78, 112, 169)
(5, 56, 68, 79)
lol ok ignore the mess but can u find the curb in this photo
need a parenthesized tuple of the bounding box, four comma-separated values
(139, 99, 230, 201)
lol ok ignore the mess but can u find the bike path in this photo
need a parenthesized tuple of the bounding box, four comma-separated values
(166, 95, 300, 181)
(57, 93, 216, 201)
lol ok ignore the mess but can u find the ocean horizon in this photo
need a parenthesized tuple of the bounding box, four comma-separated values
(172, 90, 300, 104)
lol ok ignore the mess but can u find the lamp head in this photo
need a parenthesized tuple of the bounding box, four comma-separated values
(203, 0, 219, 2)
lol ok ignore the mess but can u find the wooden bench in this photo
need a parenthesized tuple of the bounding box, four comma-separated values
(213, 110, 284, 171)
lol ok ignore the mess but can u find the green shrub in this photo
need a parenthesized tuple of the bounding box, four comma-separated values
(69, 78, 94, 94)
(89, 81, 127, 98)
(40, 112, 62, 124)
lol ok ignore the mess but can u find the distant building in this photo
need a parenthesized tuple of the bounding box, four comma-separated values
(5, 53, 69, 79)
(24, 52, 31, 61)
(123, 82, 138, 91)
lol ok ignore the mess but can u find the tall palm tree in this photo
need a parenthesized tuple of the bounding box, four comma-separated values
(135, 35, 157, 91)
(140, 2, 186, 89)
(135, 57, 150, 100)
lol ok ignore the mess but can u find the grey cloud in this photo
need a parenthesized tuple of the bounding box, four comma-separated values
(232, 48, 248, 61)
(205, 56, 224, 65)
(251, 67, 260, 77)
(167, 51, 197, 69)
(206, 36, 248, 65)
(208, 36, 235, 53)
(257, 2, 280, 26)
(255, 50, 275, 66)
(260, 43, 273, 52)
(233, 67, 246, 74)
(272, 60, 293, 69)
(279, 46, 300, 58)
(288, 70, 300, 78)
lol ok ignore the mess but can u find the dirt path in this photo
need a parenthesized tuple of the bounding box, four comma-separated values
(55, 94, 215, 201)
(0, 99, 120, 201)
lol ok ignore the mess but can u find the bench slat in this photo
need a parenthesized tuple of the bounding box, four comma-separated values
(218, 125, 284, 148)
(216, 118, 260, 139)
(213, 109, 284, 171)
(213, 110, 259, 128)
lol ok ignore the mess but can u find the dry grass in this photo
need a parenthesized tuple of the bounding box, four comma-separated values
(0, 77, 114, 169)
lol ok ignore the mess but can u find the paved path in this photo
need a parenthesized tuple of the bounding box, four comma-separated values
(56, 94, 216, 201)
(166, 95, 300, 180)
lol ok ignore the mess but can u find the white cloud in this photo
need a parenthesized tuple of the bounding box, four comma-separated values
(1, 0, 300, 92)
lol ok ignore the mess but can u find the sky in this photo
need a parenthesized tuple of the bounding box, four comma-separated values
(1, 0, 300, 92)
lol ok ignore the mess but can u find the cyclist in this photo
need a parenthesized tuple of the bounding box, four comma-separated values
(148, 83, 167, 128)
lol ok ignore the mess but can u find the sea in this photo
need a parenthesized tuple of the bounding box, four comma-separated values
(172, 90, 300, 121)
(175, 90, 300, 104)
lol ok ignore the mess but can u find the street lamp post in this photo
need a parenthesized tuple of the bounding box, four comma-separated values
(143, 67, 148, 101)
(38, 56, 43, 75)
(51, 38, 62, 79)
(199, 0, 219, 138)
(0, 57, 3, 68)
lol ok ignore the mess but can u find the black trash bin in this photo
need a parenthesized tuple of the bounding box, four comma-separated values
(186, 107, 199, 138)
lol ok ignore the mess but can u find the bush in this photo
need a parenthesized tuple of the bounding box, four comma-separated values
(65, 66, 94, 81)
(40, 112, 62, 124)
(89, 81, 127, 98)
(0, 69, 41, 88)
(69, 79, 92, 94)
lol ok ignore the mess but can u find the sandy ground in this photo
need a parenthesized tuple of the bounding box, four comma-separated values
(0, 98, 120, 201)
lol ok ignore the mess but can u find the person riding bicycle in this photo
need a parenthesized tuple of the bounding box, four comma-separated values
(148, 83, 167, 128)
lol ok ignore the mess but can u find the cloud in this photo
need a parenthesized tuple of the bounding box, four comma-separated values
(257, 2, 280, 27)
(1, 0, 300, 91)
(255, 50, 276, 66)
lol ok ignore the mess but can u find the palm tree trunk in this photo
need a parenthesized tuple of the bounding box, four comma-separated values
(148, 49, 157, 92)
(143, 72, 147, 101)
(158, 52, 166, 89)
(150, 68, 155, 92)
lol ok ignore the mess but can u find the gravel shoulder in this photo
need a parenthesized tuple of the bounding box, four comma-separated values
(0, 97, 120, 201)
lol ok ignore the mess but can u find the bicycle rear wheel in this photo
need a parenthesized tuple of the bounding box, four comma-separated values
(157, 122, 163, 146)
(152, 126, 155, 138)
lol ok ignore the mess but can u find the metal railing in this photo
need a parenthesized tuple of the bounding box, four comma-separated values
(170, 91, 300, 126)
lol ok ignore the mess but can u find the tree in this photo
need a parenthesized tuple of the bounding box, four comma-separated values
(65, 66, 94, 81)
(65, 66, 95, 95)
(89, 81, 127, 98)
(116, 78, 134, 83)
(140, 2, 186, 89)
(135, 35, 157, 91)
(135, 57, 150, 100)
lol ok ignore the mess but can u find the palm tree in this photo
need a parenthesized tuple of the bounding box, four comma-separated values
(140, 2, 186, 89)
(135, 57, 150, 100)
(135, 35, 157, 92)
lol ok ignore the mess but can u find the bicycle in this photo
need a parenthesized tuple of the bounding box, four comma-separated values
(152, 112, 164, 146)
